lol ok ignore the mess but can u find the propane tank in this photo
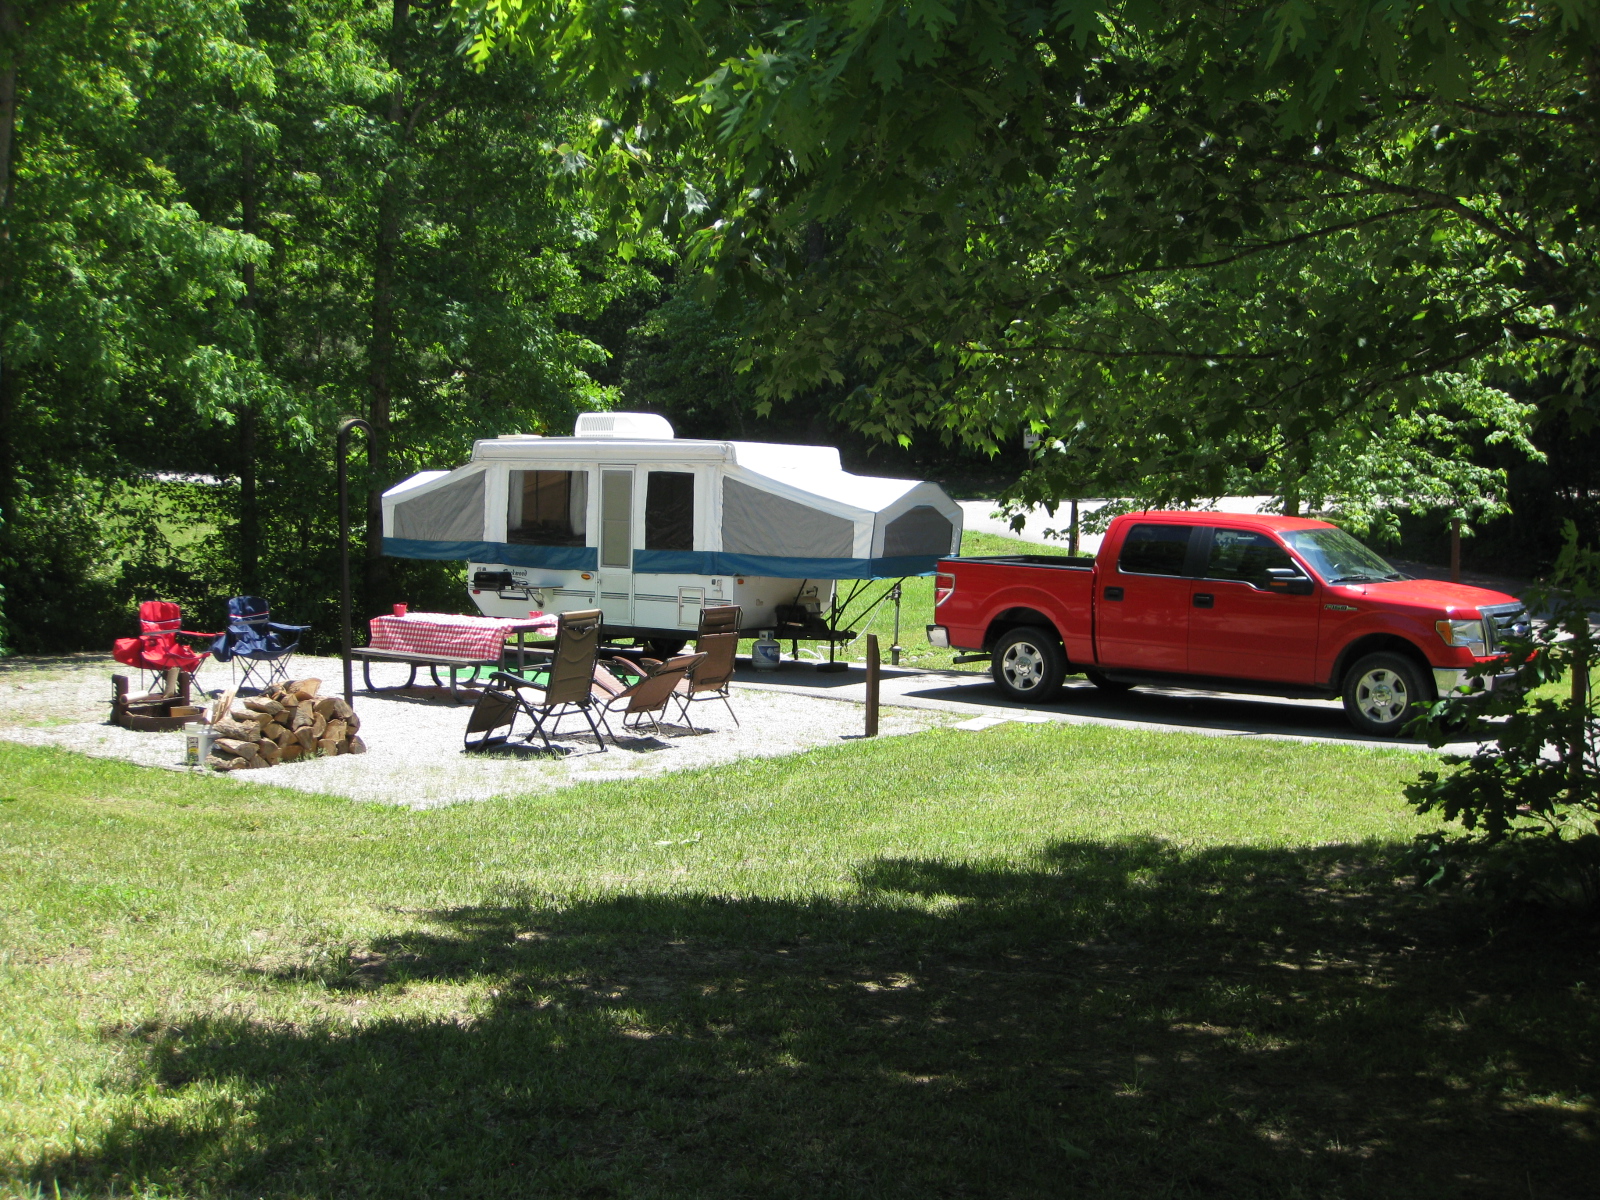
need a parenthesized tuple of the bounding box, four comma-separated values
(752, 630, 781, 671)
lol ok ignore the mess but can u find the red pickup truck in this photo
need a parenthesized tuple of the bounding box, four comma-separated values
(927, 511, 1530, 735)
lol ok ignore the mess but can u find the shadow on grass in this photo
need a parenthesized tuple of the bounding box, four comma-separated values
(29, 838, 1600, 1199)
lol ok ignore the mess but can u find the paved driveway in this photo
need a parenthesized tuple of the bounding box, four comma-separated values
(734, 659, 1487, 754)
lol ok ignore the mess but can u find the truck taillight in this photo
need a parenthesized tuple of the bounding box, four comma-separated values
(934, 573, 955, 606)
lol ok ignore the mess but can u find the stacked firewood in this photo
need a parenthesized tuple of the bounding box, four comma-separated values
(207, 678, 367, 770)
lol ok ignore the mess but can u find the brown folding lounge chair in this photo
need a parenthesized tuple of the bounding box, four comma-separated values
(592, 652, 705, 738)
(698, 603, 741, 634)
(672, 603, 742, 729)
(462, 609, 608, 753)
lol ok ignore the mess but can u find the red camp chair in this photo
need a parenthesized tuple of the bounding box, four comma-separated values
(112, 601, 220, 694)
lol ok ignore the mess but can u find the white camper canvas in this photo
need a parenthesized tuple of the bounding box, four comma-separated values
(382, 414, 963, 637)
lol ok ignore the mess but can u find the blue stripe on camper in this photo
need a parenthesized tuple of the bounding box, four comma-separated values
(631, 550, 943, 579)
(385, 539, 940, 578)
(383, 539, 598, 571)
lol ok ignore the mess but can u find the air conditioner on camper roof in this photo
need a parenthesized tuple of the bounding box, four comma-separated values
(573, 412, 674, 440)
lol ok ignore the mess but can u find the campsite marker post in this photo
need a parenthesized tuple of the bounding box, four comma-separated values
(336, 417, 373, 706)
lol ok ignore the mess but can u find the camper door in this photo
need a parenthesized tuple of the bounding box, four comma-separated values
(596, 465, 635, 624)
(591, 463, 705, 633)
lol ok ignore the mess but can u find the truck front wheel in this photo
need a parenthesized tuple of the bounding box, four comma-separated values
(991, 627, 1066, 702)
(1341, 652, 1429, 737)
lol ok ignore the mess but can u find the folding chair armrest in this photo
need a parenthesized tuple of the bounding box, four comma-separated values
(267, 622, 312, 632)
(490, 668, 549, 690)
(179, 629, 224, 639)
(600, 657, 644, 682)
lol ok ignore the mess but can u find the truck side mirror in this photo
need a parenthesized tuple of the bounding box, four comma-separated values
(1266, 567, 1315, 596)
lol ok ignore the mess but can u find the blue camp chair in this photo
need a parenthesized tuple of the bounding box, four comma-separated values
(210, 596, 311, 691)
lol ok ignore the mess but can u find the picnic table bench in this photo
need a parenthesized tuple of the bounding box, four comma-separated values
(352, 612, 557, 698)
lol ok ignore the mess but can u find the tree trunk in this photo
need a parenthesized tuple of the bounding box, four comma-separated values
(367, 0, 409, 607)
(0, 1, 22, 598)
(1572, 642, 1589, 807)
(237, 142, 260, 591)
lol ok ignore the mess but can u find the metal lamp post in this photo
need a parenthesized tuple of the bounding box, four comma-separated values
(336, 417, 373, 705)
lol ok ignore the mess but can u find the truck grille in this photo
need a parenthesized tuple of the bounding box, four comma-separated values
(1479, 602, 1531, 653)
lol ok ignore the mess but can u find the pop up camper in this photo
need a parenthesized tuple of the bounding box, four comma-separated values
(381, 413, 964, 642)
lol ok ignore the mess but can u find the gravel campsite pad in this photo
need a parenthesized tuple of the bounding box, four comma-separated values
(0, 653, 942, 807)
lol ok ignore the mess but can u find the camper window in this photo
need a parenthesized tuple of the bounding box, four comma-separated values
(507, 470, 587, 546)
(645, 471, 695, 551)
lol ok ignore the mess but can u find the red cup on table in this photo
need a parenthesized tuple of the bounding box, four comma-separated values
(393, 603, 408, 617)
(528, 610, 543, 619)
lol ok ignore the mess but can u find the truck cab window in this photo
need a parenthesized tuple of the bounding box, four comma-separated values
(507, 470, 587, 546)
(645, 471, 695, 551)
(1117, 524, 1193, 576)
(1205, 528, 1298, 587)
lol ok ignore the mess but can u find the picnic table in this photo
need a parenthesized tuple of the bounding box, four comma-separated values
(352, 611, 559, 697)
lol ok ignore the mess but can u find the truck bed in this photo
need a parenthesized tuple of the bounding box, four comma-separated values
(953, 554, 1096, 570)
(936, 554, 1097, 663)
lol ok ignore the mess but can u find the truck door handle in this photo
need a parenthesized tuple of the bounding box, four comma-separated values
(1104, 586, 1124, 602)
(1192, 593, 1214, 609)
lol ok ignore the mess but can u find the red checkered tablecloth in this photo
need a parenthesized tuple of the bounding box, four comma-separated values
(368, 612, 558, 661)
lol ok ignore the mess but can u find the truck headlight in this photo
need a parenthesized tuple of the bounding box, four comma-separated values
(1435, 619, 1486, 656)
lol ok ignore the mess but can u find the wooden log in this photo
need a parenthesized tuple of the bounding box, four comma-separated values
(345, 711, 361, 734)
(212, 720, 261, 743)
(295, 727, 316, 752)
(208, 686, 239, 728)
(207, 754, 243, 771)
(310, 713, 327, 740)
(291, 701, 314, 729)
(244, 697, 285, 717)
(329, 697, 354, 721)
(279, 742, 305, 762)
(275, 727, 294, 748)
(312, 696, 338, 718)
(323, 719, 347, 743)
(347, 735, 368, 754)
(288, 678, 322, 699)
(256, 741, 282, 766)
(261, 721, 288, 741)
(317, 737, 341, 756)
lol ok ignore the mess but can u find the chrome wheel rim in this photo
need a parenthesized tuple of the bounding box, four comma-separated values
(1001, 641, 1045, 692)
(1355, 667, 1409, 725)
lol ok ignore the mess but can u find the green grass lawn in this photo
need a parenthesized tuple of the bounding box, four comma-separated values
(2, 724, 1595, 1198)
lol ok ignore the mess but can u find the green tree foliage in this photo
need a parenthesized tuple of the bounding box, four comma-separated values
(465, 0, 1594, 508)
(0, 0, 657, 651)
(1407, 525, 1600, 911)
(0, 0, 269, 649)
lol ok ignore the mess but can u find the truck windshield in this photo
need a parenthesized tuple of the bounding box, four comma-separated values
(1280, 528, 1406, 584)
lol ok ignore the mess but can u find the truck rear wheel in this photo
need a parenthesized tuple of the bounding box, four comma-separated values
(991, 627, 1066, 702)
(1342, 652, 1429, 737)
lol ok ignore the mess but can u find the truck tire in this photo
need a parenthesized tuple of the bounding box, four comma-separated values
(1085, 671, 1135, 694)
(991, 627, 1066, 702)
(1342, 652, 1429, 737)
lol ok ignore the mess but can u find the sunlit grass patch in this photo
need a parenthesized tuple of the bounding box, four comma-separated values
(1, 731, 1595, 1198)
